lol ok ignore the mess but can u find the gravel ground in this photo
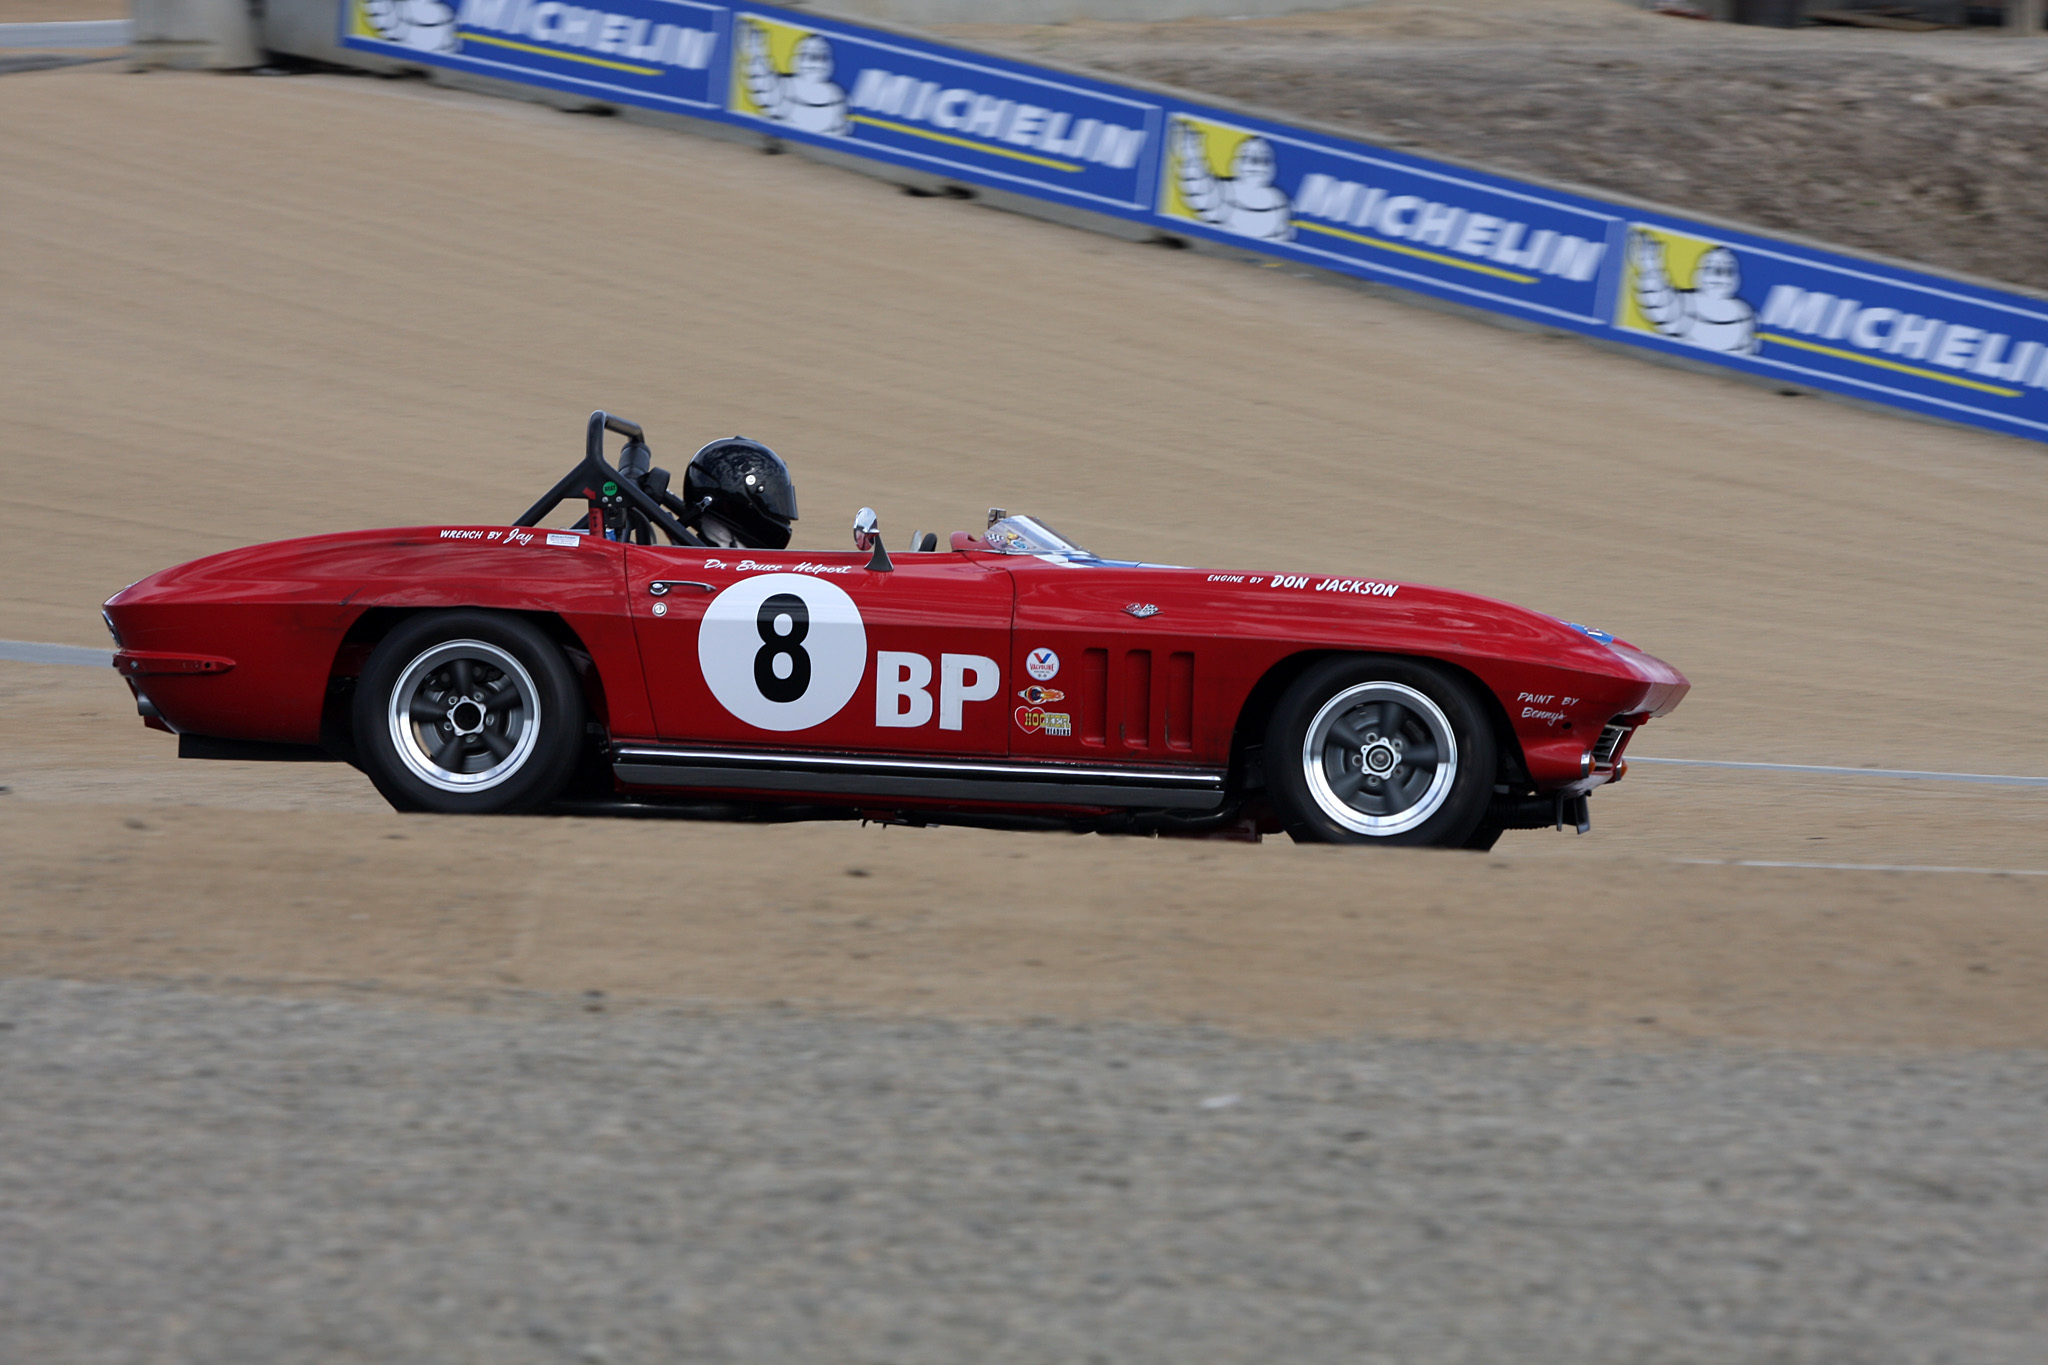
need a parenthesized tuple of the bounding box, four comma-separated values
(3, 978, 2045, 1364)
(957, 5, 2048, 292)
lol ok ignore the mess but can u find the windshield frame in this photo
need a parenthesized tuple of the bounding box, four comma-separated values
(980, 514, 1097, 559)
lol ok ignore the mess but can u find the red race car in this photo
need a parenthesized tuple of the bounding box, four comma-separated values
(103, 413, 1687, 848)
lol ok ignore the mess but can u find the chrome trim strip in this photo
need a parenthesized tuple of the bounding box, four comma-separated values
(611, 746, 1227, 809)
(613, 747, 1223, 786)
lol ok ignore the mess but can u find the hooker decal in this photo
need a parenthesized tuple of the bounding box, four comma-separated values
(1014, 706, 1072, 737)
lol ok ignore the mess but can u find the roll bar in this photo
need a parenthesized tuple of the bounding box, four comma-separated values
(513, 411, 710, 547)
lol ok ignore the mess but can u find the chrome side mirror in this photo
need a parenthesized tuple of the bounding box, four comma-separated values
(852, 507, 892, 572)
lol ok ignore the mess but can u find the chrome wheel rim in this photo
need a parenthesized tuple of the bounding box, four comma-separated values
(1301, 681, 1457, 836)
(387, 640, 540, 793)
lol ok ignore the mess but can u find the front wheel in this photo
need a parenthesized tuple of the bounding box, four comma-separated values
(353, 611, 585, 814)
(1264, 655, 1497, 847)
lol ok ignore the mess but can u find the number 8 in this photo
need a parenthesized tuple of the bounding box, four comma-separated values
(754, 593, 811, 703)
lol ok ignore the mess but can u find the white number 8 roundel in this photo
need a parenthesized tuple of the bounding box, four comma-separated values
(698, 573, 867, 731)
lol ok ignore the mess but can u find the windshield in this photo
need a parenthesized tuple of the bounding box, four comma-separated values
(982, 515, 1095, 558)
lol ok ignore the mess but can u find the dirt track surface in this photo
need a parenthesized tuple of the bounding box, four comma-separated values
(7, 66, 2047, 770)
(7, 660, 2048, 1050)
(1, 60, 2045, 1034)
(3, 59, 2048, 1360)
(948, 0, 2048, 293)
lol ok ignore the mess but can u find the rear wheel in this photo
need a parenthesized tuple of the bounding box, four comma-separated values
(353, 611, 584, 814)
(1264, 655, 1496, 847)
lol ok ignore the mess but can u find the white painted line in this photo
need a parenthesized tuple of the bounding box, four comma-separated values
(0, 640, 113, 667)
(0, 20, 130, 48)
(1679, 858, 2048, 877)
(1632, 756, 2048, 788)
(6, 635, 2043, 793)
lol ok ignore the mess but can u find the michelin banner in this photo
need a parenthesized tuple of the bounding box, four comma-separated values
(344, 0, 728, 113)
(342, 0, 2048, 444)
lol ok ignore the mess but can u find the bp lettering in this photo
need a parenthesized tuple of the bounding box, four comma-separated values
(875, 651, 1000, 731)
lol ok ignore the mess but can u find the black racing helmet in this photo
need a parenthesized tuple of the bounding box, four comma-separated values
(683, 437, 798, 550)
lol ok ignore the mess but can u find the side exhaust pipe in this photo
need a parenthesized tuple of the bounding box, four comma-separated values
(1488, 791, 1591, 835)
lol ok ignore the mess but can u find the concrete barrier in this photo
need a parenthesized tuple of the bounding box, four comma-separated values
(132, 0, 261, 67)
(0, 20, 132, 47)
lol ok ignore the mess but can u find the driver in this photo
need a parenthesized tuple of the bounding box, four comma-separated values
(682, 437, 799, 550)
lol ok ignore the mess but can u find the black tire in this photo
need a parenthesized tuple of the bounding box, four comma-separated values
(352, 611, 584, 815)
(1263, 655, 1497, 847)
(1460, 818, 1506, 852)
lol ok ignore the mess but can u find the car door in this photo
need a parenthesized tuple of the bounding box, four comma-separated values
(623, 545, 1015, 755)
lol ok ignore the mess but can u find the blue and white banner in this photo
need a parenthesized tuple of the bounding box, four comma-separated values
(1151, 108, 1619, 330)
(1609, 217, 2048, 440)
(723, 9, 1161, 214)
(344, 0, 728, 112)
(340, 0, 2048, 445)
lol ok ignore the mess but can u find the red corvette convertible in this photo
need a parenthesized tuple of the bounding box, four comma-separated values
(103, 413, 1687, 847)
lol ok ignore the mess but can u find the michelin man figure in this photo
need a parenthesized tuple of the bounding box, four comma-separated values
(740, 21, 849, 137)
(361, 0, 458, 53)
(1628, 230, 1758, 355)
(1173, 120, 1293, 243)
